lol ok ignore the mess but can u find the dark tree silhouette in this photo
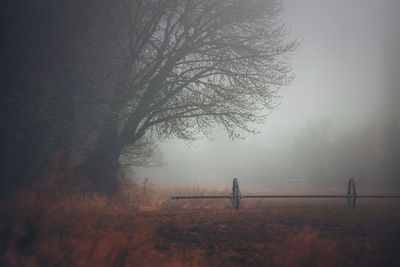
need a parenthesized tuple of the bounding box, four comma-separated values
(1, 0, 296, 193)
(77, 0, 297, 191)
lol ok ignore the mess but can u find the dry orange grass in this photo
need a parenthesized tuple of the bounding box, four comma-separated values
(2, 184, 400, 266)
(1, 152, 400, 266)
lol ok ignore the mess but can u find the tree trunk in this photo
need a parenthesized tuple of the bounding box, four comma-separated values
(76, 132, 125, 193)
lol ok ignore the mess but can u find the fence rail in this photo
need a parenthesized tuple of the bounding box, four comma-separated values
(171, 178, 400, 210)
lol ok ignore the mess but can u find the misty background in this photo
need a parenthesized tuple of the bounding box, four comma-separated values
(135, 0, 400, 191)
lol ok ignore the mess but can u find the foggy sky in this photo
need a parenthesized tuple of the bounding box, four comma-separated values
(134, 0, 400, 190)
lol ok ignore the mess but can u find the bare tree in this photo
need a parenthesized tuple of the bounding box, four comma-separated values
(1, 0, 296, 192)
(75, 0, 297, 190)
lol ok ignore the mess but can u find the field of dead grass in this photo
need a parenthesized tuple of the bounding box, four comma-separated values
(1, 177, 400, 266)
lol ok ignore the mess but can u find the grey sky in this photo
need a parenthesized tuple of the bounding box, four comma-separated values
(134, 0, 400, 189)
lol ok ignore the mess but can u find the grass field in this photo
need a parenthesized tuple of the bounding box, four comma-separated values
(1, 182, 400, 266)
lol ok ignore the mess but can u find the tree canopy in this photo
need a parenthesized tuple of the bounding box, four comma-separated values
(1, 0, 297, 193)
(115, 0, 296, 145)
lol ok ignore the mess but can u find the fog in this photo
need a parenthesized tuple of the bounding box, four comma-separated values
(135, 0, 400, 191)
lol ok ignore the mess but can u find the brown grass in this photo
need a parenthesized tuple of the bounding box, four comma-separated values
(2, 181, 400, 266)
(1, 155, 400, 266)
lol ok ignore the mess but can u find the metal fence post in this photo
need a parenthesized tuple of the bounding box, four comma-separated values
(347, 179, 357, 209)
(352, 179, 357, 209)
(232, 178, 241, 210)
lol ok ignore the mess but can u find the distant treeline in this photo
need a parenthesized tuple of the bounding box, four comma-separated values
(249, 120, 400, 189)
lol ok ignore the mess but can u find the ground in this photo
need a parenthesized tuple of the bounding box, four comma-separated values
(1, 192, 400, 266)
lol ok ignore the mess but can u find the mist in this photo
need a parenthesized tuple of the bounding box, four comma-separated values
(2, 1, 400, 265)
(135, 0, 400, 191)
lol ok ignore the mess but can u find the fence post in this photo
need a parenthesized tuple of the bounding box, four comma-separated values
(347, 179, 357, 209)
(232, 178, 241, 210)
(352, 179, 357, 209)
